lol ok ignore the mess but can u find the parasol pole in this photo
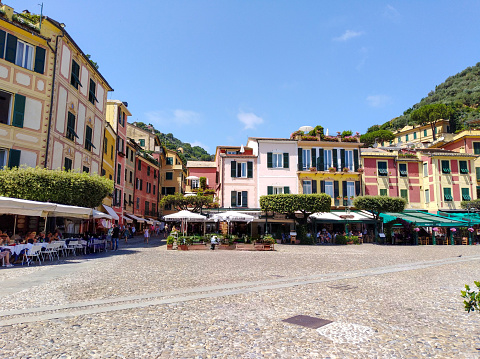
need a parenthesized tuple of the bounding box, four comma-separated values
(13, 214, 17, 237)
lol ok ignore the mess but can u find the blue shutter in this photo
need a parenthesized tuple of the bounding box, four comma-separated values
(34, 47, 46, 74)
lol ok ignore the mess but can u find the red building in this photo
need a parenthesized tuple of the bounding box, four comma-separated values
(134, 151, 160, 222)
(186, 161, 217, 193)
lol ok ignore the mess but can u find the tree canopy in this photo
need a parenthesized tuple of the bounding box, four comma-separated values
(360, 130, 395, 147)
(0, 167, 113, 208)
(461, 199, 480, 210)
(410, 103, 452, 140)
(353, 196, 406, 220)
(260, 194, 332, 224)
(160, 192, 217, 213)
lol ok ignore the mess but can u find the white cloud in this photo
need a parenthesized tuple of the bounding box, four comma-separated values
(366, 95, 392, 108)
(333, 30, 364, 42)
(145, 109, 201, 126)
(237, 111, 264, 130)
(383, 5, 401, 22)
(190, 141, 209, 152)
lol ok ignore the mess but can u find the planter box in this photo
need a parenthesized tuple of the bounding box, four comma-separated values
(217, 244, 236, 250)
(235, 243, 256, 251)
(178, 244, 189, 251)
(189, 244, 208, 250)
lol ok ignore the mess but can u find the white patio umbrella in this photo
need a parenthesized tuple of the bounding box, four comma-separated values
(299, 125, 314, 133)
(163, 210, 206, 235)
(212, 211, 255, 236)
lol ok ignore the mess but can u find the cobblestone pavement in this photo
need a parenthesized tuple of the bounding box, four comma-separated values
(1, 236, 480, 358)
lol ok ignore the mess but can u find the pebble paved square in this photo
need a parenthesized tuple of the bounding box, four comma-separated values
(1, 239, 480, 358)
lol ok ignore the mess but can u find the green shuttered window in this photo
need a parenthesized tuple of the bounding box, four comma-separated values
(34, 47, 46, 74)
(12, 94, 25, 128)
(8, 149, 21, 168)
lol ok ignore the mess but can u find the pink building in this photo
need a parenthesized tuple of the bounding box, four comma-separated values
(186, 161, 216, 192)
(215, 145, 257, 209)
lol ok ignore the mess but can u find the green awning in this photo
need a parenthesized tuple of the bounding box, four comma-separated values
(381, 210, 470, 227)
(437, 211, 480, 226)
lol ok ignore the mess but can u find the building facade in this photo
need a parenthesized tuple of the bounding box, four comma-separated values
(133, 152, 160, 220)
(185, 160, 216, 193)
(161, 148, 187, 214)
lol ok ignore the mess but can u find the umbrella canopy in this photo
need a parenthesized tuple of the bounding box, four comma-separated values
(212, 211, 255, 223)
(0, 196, 56, 217)
(299, 125, 314, 133)
(163, 210, 206, 222)
(93, 210, 113, 220)
(186, 175, 199, 180)
(48, 204, 92, 219)
(102, 204, 119, 220)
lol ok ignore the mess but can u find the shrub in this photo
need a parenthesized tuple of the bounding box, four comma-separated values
(0, 166, 113, 208)
(166, 236, 175, 245)
(335, 235, 348, 245)
(341, 130, 353, 137)
(461, 281, 480, 313)
(262, 235, 275, 244)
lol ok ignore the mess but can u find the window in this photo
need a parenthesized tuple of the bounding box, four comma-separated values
(147, 166, 150, 176)
(15, 40, 33, 70)
(267, 153, 283, 168)
(12, 94, 25, 128)
(83, 166, 89, 173)
(85, 126, 94, 151)
(462, 188, 471, 201)
(136, 197, 140, 209)
(380, 189, 387, 196)
(145, 201, 150, 213)
(0, 149, 7, 169)
(460, 161, 469, 174)
(166, 157, 173, 165)
(0, 90, 12, 125)
(303, 180, 312, 194)
(124, 168, 127, 181)
(474, 143, 480, 155)
(64, 157, 72, 171)
(424, 129, 427, 137)
(325, 181, 334, 197)
(399, 163, 407, 177)
(267, 186, 285, 194)
(231, 161, 253, 178)
(191, 179, 199, 189)
(166, 172, 173, 180)
(129, 194, 132, 205)
(346, 181, 355, 205)
(423, 163, 428, 177)
(101, 168, 106, 176)
(400, 189, 408, 202)
(238, 162, 247, 178)
(226, 150, 237, 155)
(405, 134, 409, 142)
(231, 191, 248, 207)
(344, 150, 354, 171)
(70, 60, 82, 89)
(441, 160, 450, 174)
(444, 188, 453, 201)
(413, 132, 417, 140)
(66, 112, 78, 141)
(153, 185, 156, 195)
(425, 189, 430, 203)
(122, 112, 126, 127)
(154, 170, 157, 179)
(140, 179, 143, 191)
(377, 161, 388, 176)
(138, 160, 141, 171)
(129, 171, 132, 183)
(302, 149, 311, 170)
(117, 164, 121, 184)
(162, 187, 175, 195)
(7, 149, 20, 169)
(476, 167, 480, 181)
(88, 79, 98, 104)
(146, 182, 151, 194)
(104, 137, 108, 154)
(324, 150, 333, 171)
(139, 139, 145, 147)
(117, 138, 124, 154)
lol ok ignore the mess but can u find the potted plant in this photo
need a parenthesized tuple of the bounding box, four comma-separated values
(166, 235, 175, 250)
(262, 235, 275, 250)
(342, 167, 350, 173)
(357, 167, 364, 173)
(309, 167, 317, 172)
(178, 237, 189, 250)
(328, 167, 336, 173)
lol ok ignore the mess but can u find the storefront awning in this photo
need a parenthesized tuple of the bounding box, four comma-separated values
(124, 213, 146, 223)
(102, 204, 119, 220)
(437, 211, 480, 226)
(381, 210, 470, 227)
(310, 210, 376, 223)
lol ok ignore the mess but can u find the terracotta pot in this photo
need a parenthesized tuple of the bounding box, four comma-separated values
(178, 244, 189, 251)
(167, 244, 173, 250)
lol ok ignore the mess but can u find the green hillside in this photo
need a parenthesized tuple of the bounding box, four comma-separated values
(375, 62, 480, 133)
(133, 122, 213, 163)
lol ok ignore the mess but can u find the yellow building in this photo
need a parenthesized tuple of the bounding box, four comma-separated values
(161, 148, 187, 214)
(296, 138, 363, 208)
(101, 122, 116, 206)
(392, 119, 451, 146)
(0, 5, 52, 168)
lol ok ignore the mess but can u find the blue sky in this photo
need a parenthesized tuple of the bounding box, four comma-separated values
(15, 0, 480, 153)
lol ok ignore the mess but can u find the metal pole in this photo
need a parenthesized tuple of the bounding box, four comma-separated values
(13, 215, 17, 237)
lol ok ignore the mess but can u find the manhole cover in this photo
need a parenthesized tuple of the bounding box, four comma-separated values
(282, 315, 333, 329)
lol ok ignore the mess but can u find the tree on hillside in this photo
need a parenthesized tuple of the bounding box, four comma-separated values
(0, 167, 113, 208)
(160, 192, 217, 213)
(409, 104, 452, 141)
(360, 130, 395, 147)
(260, 194, 331, 244)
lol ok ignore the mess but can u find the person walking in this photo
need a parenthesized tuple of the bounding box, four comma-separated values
(131, 226, 136, 237)
(123, 226, 130, 243)
(144, 227, 149, 244)
(112, 224, 120, 251)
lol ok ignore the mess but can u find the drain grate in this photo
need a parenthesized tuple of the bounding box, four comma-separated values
(327, 284, 357, 291)
(282, 315, 333, 329)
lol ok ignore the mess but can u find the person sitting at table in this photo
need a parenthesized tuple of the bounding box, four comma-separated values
(36, 232, 46, 242)
(11, 232, 22, 242)
(0, 231, 11, 245)
(0, 248, 13, 267)
(26, 232, 37, 244)
(47, 232, 54, 243)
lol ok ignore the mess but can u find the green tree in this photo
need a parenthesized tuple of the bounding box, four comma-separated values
(353, 196, 406, 221)
(410, 103, 452, 141)
(360, 130, 395, 147)
(461, 281, 480, 313)
(160, 192, 216, 213)
(461, 199, 480, 210)
(199, 177, 207, 191)
(0, 167, 113, 208)
(260, 194, 331, 244)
